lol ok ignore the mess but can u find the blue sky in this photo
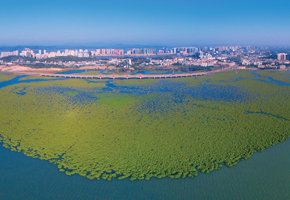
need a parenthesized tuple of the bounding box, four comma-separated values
(0, 0, 289, 46)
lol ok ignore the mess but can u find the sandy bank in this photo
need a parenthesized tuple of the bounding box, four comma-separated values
(0, 65, 64, 74)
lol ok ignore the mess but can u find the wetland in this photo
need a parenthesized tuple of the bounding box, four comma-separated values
(0, 70, 290, 198)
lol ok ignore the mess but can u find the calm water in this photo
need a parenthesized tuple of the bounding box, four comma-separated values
(1, 73, 290, 199)
(1, 138, 290, 200)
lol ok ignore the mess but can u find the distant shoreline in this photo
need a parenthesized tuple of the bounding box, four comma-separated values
(1, 64, 288, 80)
(0, 65, 238, 80)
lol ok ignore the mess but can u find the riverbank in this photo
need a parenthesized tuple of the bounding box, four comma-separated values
(0, 64, 236, 81)
(0, 64, 117, 74)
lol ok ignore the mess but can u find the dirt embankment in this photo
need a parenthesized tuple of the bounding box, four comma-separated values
(0, 65, 64, 74)
(0, 65, 125, 75)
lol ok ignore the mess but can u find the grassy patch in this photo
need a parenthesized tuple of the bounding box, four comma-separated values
(0, 73, 17, 82)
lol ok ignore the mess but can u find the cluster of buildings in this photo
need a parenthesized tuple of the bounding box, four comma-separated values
(0, 50, 19, 58)
(0, 46, 213, 59)
(146, 57, 234, 68)
(0, 46, 261, 60)
(1, 46, 266, 59)
(0, 45, 288, 70)
(277, 53, 287, 61)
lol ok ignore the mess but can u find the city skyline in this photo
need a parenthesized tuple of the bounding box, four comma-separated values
(0, 46, 268, 59)
(0, 0, 290, 46)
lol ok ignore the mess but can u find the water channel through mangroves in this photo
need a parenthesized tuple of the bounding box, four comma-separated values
(0, 70, 290, 199)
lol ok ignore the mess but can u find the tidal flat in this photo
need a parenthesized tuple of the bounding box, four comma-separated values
(0, 70, 289, 181)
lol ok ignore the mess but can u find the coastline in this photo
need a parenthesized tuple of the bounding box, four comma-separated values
(0, 64, 237, 79)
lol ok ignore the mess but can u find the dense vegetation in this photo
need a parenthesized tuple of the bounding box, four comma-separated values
(175, 65, 212, 72)
(263, 54, 277, 59)
(226, 55, 243, 63)
(186, 53, 199, 59)
(0, 56, 36, 62)
(40, 56, 99, 62)
(263, 53, 290, 60)
(0, 70, 289, 181)
(153, 55, 176, 60)
(0, 73, 17, 82)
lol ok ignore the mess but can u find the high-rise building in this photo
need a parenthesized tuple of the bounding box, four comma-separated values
(132, 48, 140, 54)
(0, 50, 18, 58)
(187, 47, 197, 54)
(74, 50, 78, 57)
(78, 49, 84, 57)
(143, 48, 155, 55)
(26, 51, 32, 58)
(173, 48, 177, 54)
(84, 49, 89, 57)
(20, 49, 33, 57)
(112, 49, 123, 56)
(278, 53, 287, 61)
(68, 50, 75, 56)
